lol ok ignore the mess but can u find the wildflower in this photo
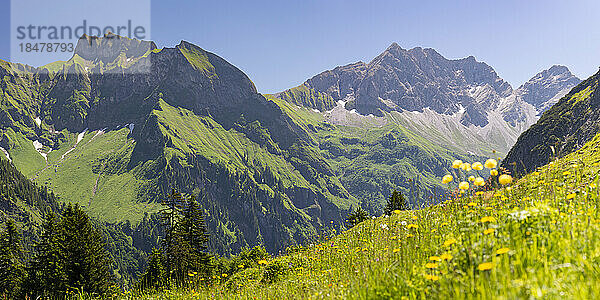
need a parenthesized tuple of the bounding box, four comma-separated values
(490, 169, 498, 176)
(474, 177, 485, 187)
(480, 216, 496, 223)
(498, 174, 513, 185)
(452, 160, 463, 169)
(468, 202, 477, 207)
(424, 274, 439, 281)
(475, 191, 484, 196)
(429, 256, 441, 261)
(496, 248, 510, 255)
(393, 248, 400, 253)
(478, 262, 493, 271)
(425, 262, 439, 269)
(440, 253, 453, 260)
(407, 234, 414, 238)
(459, 181, 470, 190)
(566, 193, 576, 200)
(442, 174, 453, 184)
(188, 273, 195, 277)
(483, 228, 495, 235)
(238, 264, 245, 268)
(472, 162, 484, 170)
(468, 175, 475, 182)
(393, 210, 402, 215)
(258, 260, 268, 265)
(443, 238, 457, 247)
(441, 222, 449, 226)
(407, 224, 418, 229)
(563, 171, 571, 176)
(222, 273, 228, 278)
(461, 163, 472, 171)
(484, 159, 498, 169)
(412, 215, 418, 220)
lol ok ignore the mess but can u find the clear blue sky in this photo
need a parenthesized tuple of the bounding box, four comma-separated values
(1, 0, 599, 93)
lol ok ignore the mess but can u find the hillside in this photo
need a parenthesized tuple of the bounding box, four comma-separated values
(133, 129, 600, 299)
(503, 69, 600, 176)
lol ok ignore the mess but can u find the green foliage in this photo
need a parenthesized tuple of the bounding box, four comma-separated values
(384, 190, 410, 215)
(346, 207, 369, 228)
(0, 219, 25, 298)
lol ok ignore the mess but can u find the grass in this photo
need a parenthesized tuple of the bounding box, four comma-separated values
(108, 131, 600, 299)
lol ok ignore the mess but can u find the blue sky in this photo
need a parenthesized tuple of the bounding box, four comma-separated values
(1, 0, 599, 93)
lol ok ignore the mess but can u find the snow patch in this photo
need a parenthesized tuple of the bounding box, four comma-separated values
(0, 147, 10, 162)
(34, 117, 41, 126)
(33, 140, 49, 161)
(127, 123, 135, 132)
(77, 129, 88, 143)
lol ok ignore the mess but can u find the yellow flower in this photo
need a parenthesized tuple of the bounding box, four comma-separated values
(393, 210, 402, 215)
(496, 247, 510, 255)
(442, 174, 453, 184)
(238, 264, 245, 268)
(468, 175, 475, 182)
(490, 169, 498, 176)
(474, 177, 485, 187)
(475, 191, 484, 196)
(478, 262, 493, 271)
(188, 273, 195, 277)
(566, 193, 576, 200)
(407, 224, 418, 229)
(459, 181, 470, 190)
(480, 216, 496, 223)
(484, 159, 498, 169)
(429, 256, 441, 261)
(443, 238, 457, 247)
(472, 162, 484, 170)
(461, 163, 472, 171)
(425, 262, 439, 269)
(441, 222, 449, 226)
(483, 228, 495, 235)
(222, 273, 228, 278)
(424, 274, 439, 281)
(563, 171, 571, 176)
(258, 260, 268, 265)
(452, 160, 463, 169)
(393, 248, 400, 253)
(440, 253, 453, 260)
(467, 202, 477, 207)
(412, 215, 419, 220)
(498, 174, 513, 185)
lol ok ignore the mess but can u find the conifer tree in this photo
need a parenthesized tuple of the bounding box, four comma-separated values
(28, 212, 67, 297)
(180, 195, 211, 275)
(139, 248, 166, 289)
(0, 219, 25, 298)
(346, 207, 369, 228)
(60, 204, 113, 294)
(384, 190, 410, 215)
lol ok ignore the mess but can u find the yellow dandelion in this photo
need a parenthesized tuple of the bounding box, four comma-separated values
(477, 262, 493, 271)
(498, 174, 513, 185)
(442, 174, 453, 184)
(563, 171, 571, 176)
(222, 273, 228, 278)
(496, 248, 510, 255)
(429, 256, 441, 261)
(472, 162, 484, 170)
(393, 209, 402, 215)
(483, 228, 495, 235)
(475, 191, 484, 196)
(566, 193, 576, 200)
(425, 262, 439, 269)
(440, 253, 453, 260)
(258, 260, 268, 265)
(424, 274, 440, 281)
(452, 160, 463, 169)
(490, 169, 498, 176)
(474, 177, 485, 187)
(468, 202, 477, 207)
(441, 222, 449, 226)
(443, 238, 457, 247)
(480, 216, 497, 223)
(459, 181, 470, 190)
(238, 264, 245, 268)
(393, 248, 400, 253)
(407, 224, 418, 229)
(484, 159, 498, 169)
(407, 234, 415, 238)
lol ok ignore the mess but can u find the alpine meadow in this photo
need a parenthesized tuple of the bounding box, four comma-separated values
(1, 1, 600, 299)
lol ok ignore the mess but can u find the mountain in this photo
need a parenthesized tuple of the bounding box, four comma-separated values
(502, 69, 599, 175)
(0, 34, 355, 254)
(275, 44, 580, 154)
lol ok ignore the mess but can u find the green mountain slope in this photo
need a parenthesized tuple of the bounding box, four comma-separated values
(503, 69, 600, 175)
(0, 35, 357, 254)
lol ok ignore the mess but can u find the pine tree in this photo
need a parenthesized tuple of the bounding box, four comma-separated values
(346, 207, 369, 228)
(28, 213, 67, 297)
(0, 219, 25, 298)
(139, 248, 166, 290)
(384, 190, 410, 215)
(60, 204, 113, 295)
(180, 194, 212, 276)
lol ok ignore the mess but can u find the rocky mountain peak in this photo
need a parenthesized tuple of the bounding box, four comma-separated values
(74, 33, 157, 63)
(516, 65, 581, 113)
